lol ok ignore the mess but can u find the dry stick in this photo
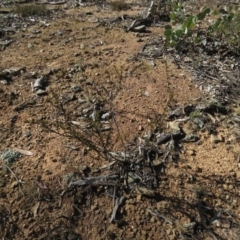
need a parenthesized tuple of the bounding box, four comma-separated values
(112, 185, 116, 206)
(110, 196, 125, 223)
(128, 0, 155, 31)
(148, 209, 173, 225)
(108, 99, 130, 189)
(197, 201, 219, 240)
(1, 164, 24, 196)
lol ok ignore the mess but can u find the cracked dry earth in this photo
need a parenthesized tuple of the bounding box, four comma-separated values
(1, 3, 240, 240)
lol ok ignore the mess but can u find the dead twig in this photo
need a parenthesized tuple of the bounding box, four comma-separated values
(110, 196, 125, 223)
(147, 209, 173, 225)
(1, 164, 24, 196)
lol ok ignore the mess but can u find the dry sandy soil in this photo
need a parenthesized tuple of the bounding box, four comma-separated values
(1, 1, 240, 240)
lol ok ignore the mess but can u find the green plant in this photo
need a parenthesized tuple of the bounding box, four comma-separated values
(169, 0, 185, 24)
(190, 110, 202, 119)
(164, 4, 240, 53)
(12, 4, 49, 17)
(208, 10, 240, 54)
(164, 8, 211, 47)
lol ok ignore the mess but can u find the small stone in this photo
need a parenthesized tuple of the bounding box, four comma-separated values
(152, 159, 162, 166)
(136, 194, 142, 202)
(223, 184, 228, 190)
(72, 85, 81, 93)
(157, 201, 170, 209)
(36, 89, 47, 96)
(184, 57, 192, 63)
(86, 79, 93, 85)
(0, 80, 8, 85)
(186, 149, 196, 156)
(11, 181, 18, 189)
(24, 131, 31, 138)
(210, 134, 220, 144)
(43, 68, 52, 76)
(138, 125, 143, 131)
(229, 171, 236, 178)
(150, 217, 156, 223)
(168, 121, 180, 131)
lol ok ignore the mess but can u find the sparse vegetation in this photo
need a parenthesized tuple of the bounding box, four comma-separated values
(190, 109, 202, 119)
(209, 11, 240, 54)
(1, 0, 240, 239)
(12, 4, 49, 17)
(164, 3, 240, 54)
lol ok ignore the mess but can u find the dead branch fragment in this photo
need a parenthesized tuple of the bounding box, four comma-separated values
(110, 196, 125, 223)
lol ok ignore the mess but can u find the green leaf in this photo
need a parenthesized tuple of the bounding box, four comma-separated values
(219, 8, 228, 14)
(194, 36, 199, 43)
(170, 12, 176, 21)
(184, 27, 188, 34)
(164, 29, 173, 41)
(197, 8, 210, 20)
(203, 8, 211, 15)
(189, 17, 197, 29)
(165, 25, 172, 30)
(182, 16, 194, 29)
(169, 40, 176, 47)
(175, 29, 182, 37)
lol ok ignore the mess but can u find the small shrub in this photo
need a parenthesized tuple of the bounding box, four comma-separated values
(211, 12, 240, 54)
(109, 1, 130, 11)
(13, 4, 49, 17)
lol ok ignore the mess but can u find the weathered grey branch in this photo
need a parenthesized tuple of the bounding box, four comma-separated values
(70, 173, 119, 186)
(110, 196, 125, 223)
(127, 1, 155, 32)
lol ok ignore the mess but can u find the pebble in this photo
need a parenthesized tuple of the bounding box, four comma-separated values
(11, 181, 18, 189)
(36, 89, 47, 95)
(186, 149, 196, 156)
(150, 217, 156, 223)
(210, 134, 220, 143)
(72, 85, 81, 93)
(136, 194, 142, 202)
